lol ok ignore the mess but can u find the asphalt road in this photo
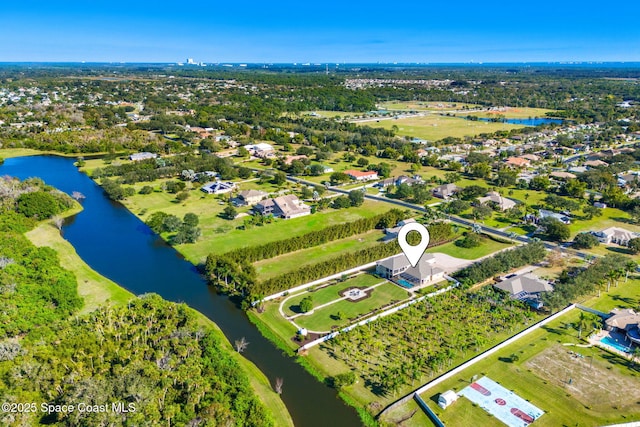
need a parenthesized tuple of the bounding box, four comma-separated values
(287, 175, 593, 260)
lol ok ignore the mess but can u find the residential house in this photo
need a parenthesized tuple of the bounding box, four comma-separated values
(129, 152, 158, 162)
(236, 189, 268, 206)
(618, 173, 640, 188)
(376, 253, 446, 286)
(605, 308, 640, 346)
(432, 183, 459, 199)
(201, 181, 236, 195)
(244, 143, 275, 158)
(254, 195, 311, 219)
(344, 169, 379, 181)
(505, 157, 530, 168)
(478, 191, 516, 211)
(550, 171, 577, 180)
(531, 209, 571, 224)
(592, 227, 639, 246)
(494, 273, 553, 308)
(520, 154, 540, 162)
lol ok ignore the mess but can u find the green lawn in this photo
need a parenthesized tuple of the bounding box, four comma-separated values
(384, 307, 640, 427)
(582, 275, 640, 312)
(426, 236, 513, 260)
(282, 274, 383, 317)
(114, 178, 397, 264)
(295, 282, 411, 331)
(254, 231, 386, 279)
(359, 114, 523, 141)
(463, 107, 558, 119)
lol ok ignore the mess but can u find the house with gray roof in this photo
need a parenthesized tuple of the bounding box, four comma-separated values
(494, 273, 553, 308)
(254, 195, 311, 219)
(201, 181, 236, 195)
(605, 308, 640, 346)
(593, 227, 639, 246)
(237, 189, 268, 206)
(432, 183, 459, 199)
(478, 191, 516, 211)
(376, 253, 446, 287)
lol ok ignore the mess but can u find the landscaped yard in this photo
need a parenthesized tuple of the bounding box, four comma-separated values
(283, 274, 383, 316)
(294, 282, 410, 332)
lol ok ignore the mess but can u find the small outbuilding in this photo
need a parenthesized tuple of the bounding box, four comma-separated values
(438, 390, 458, 409)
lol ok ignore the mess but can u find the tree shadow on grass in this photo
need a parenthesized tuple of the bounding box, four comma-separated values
(601, 353, 640, 373)
(605, 246, 634, 256)
(541, 325, 567, 336)
(288, 304, 303, 314)
(611, 216, 634, 225)
(611, 294, 638, 306)
(363, 378, 388, 397)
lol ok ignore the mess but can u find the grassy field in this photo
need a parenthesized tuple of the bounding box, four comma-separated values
(26, 220, 134, 314)
(426, 236, 513, 260)
(254, 230, 386, 279)
(359, 114, 522, 141)
(295, 282, 410, 331)
(105, 172, 398, 264)
(383, 277, 640, 427)
(282, 274, 385, 317)
(463, 107, 558, 119)
(378, 101, 482, 111)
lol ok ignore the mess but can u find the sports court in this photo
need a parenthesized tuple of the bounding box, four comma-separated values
(458, 376, 544, 427)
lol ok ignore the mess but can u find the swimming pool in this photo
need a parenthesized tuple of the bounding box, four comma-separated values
(397, 279, 414, 289)
(600, 335, 632, 353)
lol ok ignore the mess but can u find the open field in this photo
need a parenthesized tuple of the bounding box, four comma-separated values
(102, 173, 398, 264)
(383, 305, 640, 427)
(26, 219, 134, 314)
(282, 274, 383, 316)
(295, 282, 410, 332)
(383, 277, 640, 427)
(425, 236, 513, 260)
(378, 101, 482, 111)
(463, 107, 558, 119)
(359, 114, 522, 141)
(0, 148, 100, 159)
(254, 230, 386, 279)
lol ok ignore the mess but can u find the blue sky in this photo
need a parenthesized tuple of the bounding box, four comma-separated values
(1, 1, 638, 63)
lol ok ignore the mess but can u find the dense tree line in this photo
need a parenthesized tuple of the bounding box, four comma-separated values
(542, 254, 635, 311)
(0, 177, 275, 426)
(206, 221, 455, 300)
(0, 294, 273, 427)
(92, 153, 241, 183)
(0, 227, 82, 339)
(453, 241, 547, 287)
(224, 209, 408, 263)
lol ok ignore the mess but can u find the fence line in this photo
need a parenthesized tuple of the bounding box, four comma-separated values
(379, 304, 576, 417)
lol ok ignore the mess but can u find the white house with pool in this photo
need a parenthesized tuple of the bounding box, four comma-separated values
(376, 253, 446, 287)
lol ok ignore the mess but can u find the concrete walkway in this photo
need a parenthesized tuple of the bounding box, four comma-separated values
(280, 280, 389, 334)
